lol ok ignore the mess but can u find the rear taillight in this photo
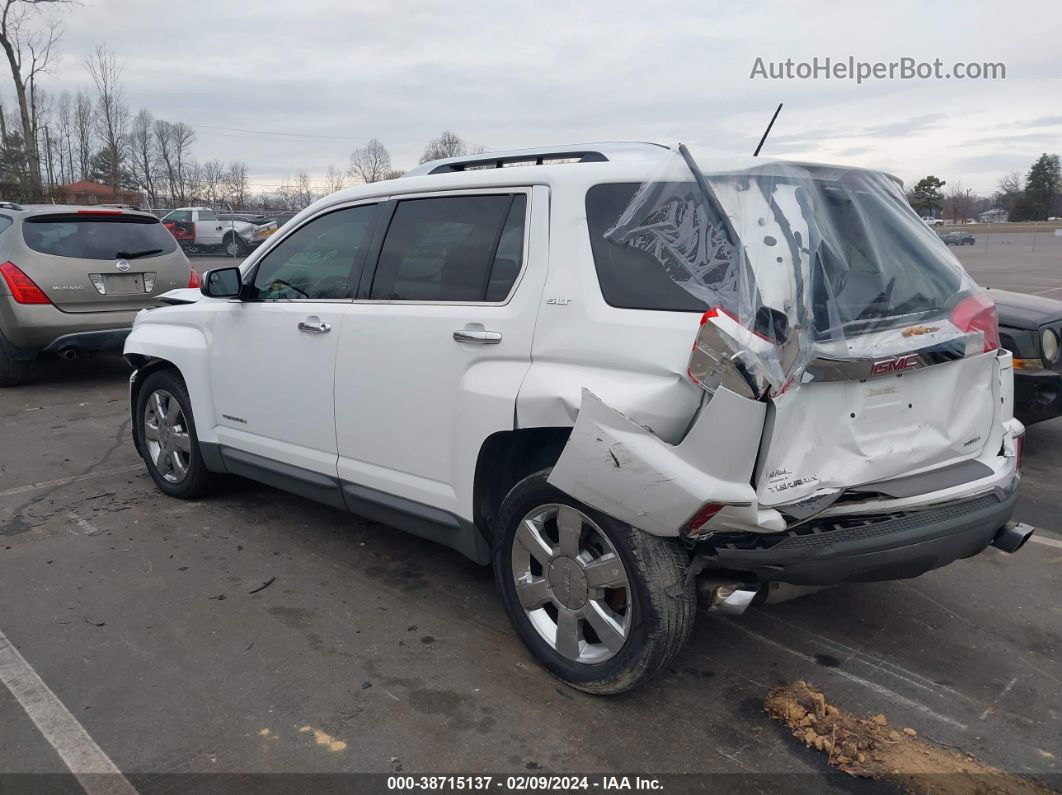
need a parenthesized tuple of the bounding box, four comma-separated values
(187, 266, 201, 288)
(951, 293, 999, 352)
(0, 261, 50, 304)
(683, 502, 726, 536)
(1015, 432, 1024, 472)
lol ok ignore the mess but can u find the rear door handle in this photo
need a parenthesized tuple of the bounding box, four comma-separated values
(453, 329, 502, 344)
(298, 319, 331, 334)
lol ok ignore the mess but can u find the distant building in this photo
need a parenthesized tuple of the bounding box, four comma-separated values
(58, 180, 143, 207)
(979, 208, 1008, 223)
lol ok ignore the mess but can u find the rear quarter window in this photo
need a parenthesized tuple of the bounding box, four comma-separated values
(22, 215, 180, 260)
(585, 183, 708, 312)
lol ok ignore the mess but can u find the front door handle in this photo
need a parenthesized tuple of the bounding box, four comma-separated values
(453, 328, 502, 344)
(298, 319, 331, 334)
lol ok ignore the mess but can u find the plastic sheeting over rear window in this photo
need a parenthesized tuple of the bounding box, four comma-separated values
(598, 147, 982, 395)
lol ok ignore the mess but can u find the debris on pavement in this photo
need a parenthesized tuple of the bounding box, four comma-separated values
(764, 680, 1050, 794)
(248, 575, 276, 594)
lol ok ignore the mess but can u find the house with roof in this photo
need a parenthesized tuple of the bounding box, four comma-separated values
(58, 180, 143, 207)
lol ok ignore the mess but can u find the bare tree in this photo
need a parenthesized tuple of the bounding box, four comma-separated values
(73, 88, 91, 180)
(349, 137, 391, 183)
(225, 160, 249, 208)
(85, 45, 128, 197)
(0, 0, 68, 197)
(419, 130, 479, 164)
(323, 163, 345, 194)
(128, 108, 157, 204)
(295, 171, 315, 208)
(53, 87, 70, 183)
(171, 121, 195, 204)
(200, 158, 225, 205)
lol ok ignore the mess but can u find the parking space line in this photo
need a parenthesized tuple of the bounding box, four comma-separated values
(1029, 534, 1062, 549)
(0, 627, 137, 795)
(0, 465, 142, 499)
(718, 617, 968, 730)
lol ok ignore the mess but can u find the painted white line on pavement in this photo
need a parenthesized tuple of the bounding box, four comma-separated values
(719, 617, 968, 730)
(0, 465, 142, 499)
(1029, 534, 1062, 549)
(0, 627, 138, 795)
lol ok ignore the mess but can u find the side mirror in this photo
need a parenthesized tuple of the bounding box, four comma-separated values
(201, 266, 243, 298)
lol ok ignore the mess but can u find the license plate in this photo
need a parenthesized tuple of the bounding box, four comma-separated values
(102, 273, 145, 295)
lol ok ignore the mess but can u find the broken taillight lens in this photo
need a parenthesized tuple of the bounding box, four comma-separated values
(187, 265, 201, 288)
(684, 502, 726, 535)
(951, 293, 999, 352)
(0, 261, 50, 304)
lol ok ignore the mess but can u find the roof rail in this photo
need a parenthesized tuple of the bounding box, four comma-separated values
(427, 150, 608, 174)
(404, 141, 670, 178)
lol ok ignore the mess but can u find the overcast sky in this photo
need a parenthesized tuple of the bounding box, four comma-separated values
(27, 0, 1062, 195)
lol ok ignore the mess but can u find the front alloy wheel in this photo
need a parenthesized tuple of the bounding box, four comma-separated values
(136, 369, 212, 499)
(143, 389, 192, 483)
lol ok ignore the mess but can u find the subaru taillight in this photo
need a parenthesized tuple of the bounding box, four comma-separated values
(951, 293, 999, 352)
(187, 266, 201, 288)
(0, 261, 50, 304)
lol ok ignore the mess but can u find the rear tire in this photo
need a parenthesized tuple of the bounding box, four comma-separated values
(222, 233, 246, 258)
(135, 369, 212, 499)
(0, 347, 30, 387)
(494, 470, 696, 694)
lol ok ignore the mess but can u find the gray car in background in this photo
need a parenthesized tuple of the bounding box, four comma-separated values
(0, 202, 197, 386)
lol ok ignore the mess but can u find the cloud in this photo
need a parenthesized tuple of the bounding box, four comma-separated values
(22, 0, 1062, 195)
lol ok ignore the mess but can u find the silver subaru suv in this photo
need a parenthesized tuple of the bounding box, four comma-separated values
(0, 202, 197, 386)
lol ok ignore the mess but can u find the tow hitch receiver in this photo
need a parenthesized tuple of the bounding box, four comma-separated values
(991, 521, 1035, 553)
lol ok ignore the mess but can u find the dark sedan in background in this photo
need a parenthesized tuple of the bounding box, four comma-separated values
(990, 288, 1062, 425)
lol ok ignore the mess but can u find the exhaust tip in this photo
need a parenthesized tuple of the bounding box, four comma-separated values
(706, 584, 762, 616)
(58, 347, 78, 360)
(992, 521, 1035, 553)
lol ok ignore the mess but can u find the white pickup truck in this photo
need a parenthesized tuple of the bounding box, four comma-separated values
(161, 207, 276, 257)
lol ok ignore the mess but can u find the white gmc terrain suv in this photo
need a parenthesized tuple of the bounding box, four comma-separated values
(125, 142, 1032, 693)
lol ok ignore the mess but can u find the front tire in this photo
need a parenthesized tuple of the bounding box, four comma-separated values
(136, 370, 212, 499)
(494, 471, 696, 694)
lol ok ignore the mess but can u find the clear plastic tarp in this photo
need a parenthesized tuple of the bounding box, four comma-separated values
(605, 146, 983, 397)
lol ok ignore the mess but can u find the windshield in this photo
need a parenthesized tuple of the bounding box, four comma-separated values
(605, 147, 980, 393)
(23, 215, 179, 260)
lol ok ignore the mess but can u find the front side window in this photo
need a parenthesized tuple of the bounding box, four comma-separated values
(250, 204, 378, 300)
(199, 209, 217, 222)
(165, 210, 192, 222)
(370, 193, 526, 302)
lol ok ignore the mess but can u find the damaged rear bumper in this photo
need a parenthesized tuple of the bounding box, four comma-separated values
(697, 483, 1020, 586)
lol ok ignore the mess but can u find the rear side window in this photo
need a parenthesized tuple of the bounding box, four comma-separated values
(585, 183, 708, 312)
(165, 210, 192, 222)
(22, 215, 179, 260)
(0, 215, 11, 236)
(250, 204, 378, 300)
(370, 194, 526, 302)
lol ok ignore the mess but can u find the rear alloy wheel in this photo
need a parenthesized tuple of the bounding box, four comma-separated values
(495, 471, 696, 694)
(136, 370, 211, 498)
(222, 233, 246, 258)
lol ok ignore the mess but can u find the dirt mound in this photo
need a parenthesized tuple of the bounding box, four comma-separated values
(764, 680, 1050, 794)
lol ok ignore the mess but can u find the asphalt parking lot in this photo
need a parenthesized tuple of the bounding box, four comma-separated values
(0, 244, 1060, 791)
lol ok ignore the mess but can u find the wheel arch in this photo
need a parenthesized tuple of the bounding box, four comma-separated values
(473, 426, 572, 542)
